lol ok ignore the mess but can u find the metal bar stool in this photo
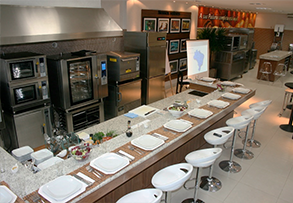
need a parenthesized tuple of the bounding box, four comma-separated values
(233, 107, 266, 160)
(182, 148, 222, 203)
(200, 126, 234, 192)
(279, 88, 293, 117)
(151, 163, 193, 203)
(219, 115, 254, 173)
(247, 100, 272, 147)
(116, 188, 163, 203)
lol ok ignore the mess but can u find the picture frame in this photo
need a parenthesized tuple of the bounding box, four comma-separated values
(181, 19, 190, 32)
(180, 39, 187, 52)
(169, 39, 179, 54)
(143, 18, 157, 32)
(158, 18, 169, 33)
(169, 60, 178, 73)
(170, 18, 180, 33)
(179, 58, 187, 71)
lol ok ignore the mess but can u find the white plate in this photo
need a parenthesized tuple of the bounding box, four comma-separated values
(232, 87, 251, 94)
(188, 108, 213, 119)
(163, 120, 192, 132)
(129, 105, 158, 117)
(90, 153, 129, 174)
(201, 77, 216, 82)
(221, 81, 236, 86)
(40, 175, 84, 202)
(131, 135, 164, 151)
(0, 186, 17, 203)
(37, 157, 64, 170)
(222, 93, 241, 100)
(207, 100, 230, 108)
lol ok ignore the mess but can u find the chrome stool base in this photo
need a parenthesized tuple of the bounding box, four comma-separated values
(200, 176, 222, 192)
(182, 198, 205, 203)
(244, 139, 261, 148)
(234, 149, 254, 160)
(219, 160, 241, 173)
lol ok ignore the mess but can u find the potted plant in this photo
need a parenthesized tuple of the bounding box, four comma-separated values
(197, 27, 227, 77)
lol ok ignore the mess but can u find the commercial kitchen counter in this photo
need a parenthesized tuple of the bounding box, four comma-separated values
(257, 50, 292, 81)
(0, 80, 256, 203)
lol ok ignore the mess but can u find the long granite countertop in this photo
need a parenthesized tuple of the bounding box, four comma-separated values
(0, 81, 256, 202)
(259, 50, 292, 61)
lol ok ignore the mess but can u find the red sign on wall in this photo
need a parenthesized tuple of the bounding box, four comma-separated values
(197, 6, 257, 28)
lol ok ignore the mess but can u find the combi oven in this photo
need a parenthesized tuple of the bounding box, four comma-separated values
(47, 52, 108, 111)
(0, 52, 47, 82)
(0, 52, 50, 113)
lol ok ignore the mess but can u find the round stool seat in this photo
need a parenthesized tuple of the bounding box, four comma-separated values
(241, 106, 266, 120)
(152, 163, 193, 192)
(204, 126, 235, 146)
(249, 100, 272, 109)
(116, 188, 163, 203)
(185, 148, 222, 168)
(226, 115, 254, 130)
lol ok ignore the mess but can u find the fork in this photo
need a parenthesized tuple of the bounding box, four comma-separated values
(128, 145, 144, 155)
(86, 165, 101, 178)
(32, 193, 44, 203)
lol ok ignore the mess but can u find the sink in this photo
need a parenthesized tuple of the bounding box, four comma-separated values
(185, 148, 222, 167)
(116, 188, 163, 203)
(226, 115, 253, 129)
(151, 163, 193, 191)
(204, 126, 235, 145)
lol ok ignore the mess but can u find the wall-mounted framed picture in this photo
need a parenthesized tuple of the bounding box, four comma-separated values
(179, 58, 187, 71)
(180, 39, 187, 52)
(143, 18, 157, 32)
(169, 60, 178, 73)
(170, 18, 180, 33)
(158, 18, 169, 33)
(181, 19, 190, 32)
(169, 39, 179, 54)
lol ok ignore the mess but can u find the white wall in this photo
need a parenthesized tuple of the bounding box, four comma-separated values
(255, 12, 293, 30)
(102, 0, 199, 39)
(0, 0, 101, 8)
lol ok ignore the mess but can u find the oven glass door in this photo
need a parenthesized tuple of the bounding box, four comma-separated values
(10, 60, 35, 80)
(13, 85, 37, 105)
(68, 58, 93, 105)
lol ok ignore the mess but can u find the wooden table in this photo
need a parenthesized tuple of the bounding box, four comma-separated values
(257, 50, 292, 82)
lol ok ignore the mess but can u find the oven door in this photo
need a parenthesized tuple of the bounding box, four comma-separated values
(8, 80, 49, 112)
(5, 57, 46, 82)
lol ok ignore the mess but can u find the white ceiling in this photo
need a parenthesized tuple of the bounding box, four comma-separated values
(139, 0, 293, 15)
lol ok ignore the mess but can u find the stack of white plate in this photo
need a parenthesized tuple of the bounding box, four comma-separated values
(11, 146, 34, 162)
(37, 157, 64, 170)
(31, 149, 54, 165)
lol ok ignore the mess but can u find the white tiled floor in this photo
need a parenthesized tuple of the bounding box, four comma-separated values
(167, 61, 293, 203)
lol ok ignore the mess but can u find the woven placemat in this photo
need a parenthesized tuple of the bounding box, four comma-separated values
(23, 90, 246, 202)
(1, 181, 25, 203)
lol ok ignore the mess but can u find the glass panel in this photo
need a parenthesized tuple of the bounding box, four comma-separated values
(13, 85, 36, 104)
(10, 61, 34, 80)
(68, 59, 93, 105)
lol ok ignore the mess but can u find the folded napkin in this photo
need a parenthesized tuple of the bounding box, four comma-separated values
(77, 172, 95, 186)
(124, 112, 138, 118)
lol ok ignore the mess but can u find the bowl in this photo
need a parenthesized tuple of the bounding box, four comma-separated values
(70, 144, 92, 161)
(167, 105, 187, 117)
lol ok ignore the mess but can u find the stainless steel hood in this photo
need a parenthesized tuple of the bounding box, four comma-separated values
(0, 5, 123, 45)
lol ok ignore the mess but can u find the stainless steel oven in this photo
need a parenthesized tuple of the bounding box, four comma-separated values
(0, 52, 47, 82)
(0, 52, 50, 113)
(47, 52, 108, 111)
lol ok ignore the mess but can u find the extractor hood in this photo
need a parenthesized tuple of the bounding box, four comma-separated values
(0, 5, 123, 45)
